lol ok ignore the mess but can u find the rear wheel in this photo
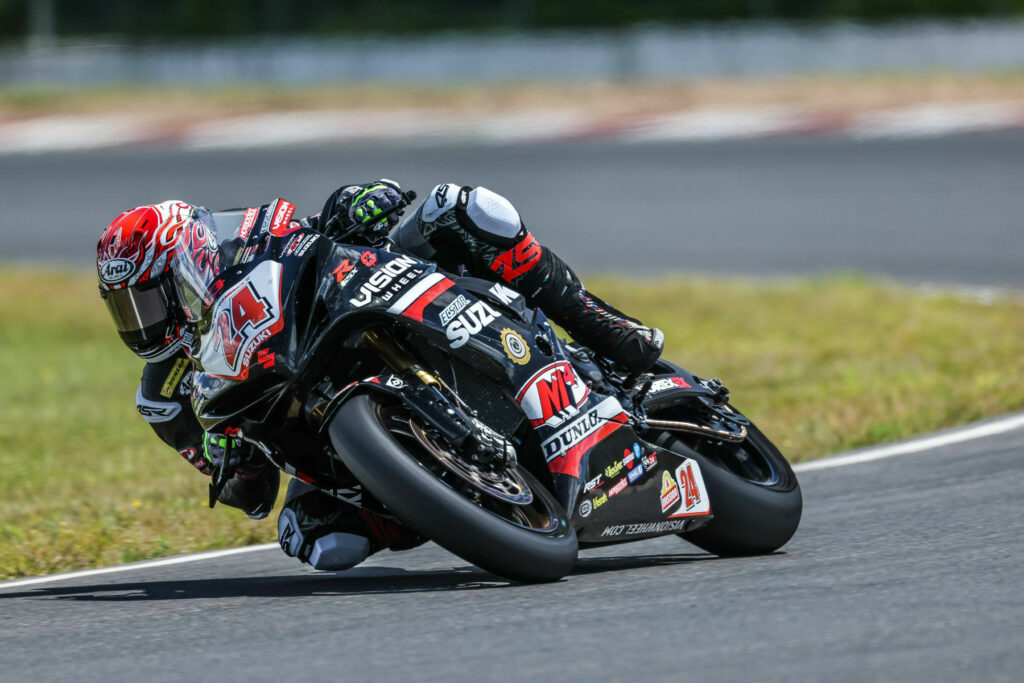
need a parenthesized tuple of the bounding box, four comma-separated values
(652, 418, 802, 556)
(327, 393, 578, 582)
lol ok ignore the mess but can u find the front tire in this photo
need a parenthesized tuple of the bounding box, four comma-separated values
(327, 393, 578, 582)
(652, 420, 802, 556)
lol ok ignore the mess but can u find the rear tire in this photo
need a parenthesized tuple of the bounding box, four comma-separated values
(652, 421, 802, 556)
(327, 393, 578, 582)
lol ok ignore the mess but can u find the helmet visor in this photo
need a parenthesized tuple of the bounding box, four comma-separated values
(101, 280, 172, 346)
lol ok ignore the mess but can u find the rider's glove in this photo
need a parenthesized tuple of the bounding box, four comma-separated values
(203, 433, 264, 479)
(320, 179, 416, 245)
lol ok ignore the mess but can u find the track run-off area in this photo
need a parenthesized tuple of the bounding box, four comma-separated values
(1, 413, 1022, 682)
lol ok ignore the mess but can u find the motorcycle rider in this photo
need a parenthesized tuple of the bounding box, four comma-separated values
(97, 180, 664, 571)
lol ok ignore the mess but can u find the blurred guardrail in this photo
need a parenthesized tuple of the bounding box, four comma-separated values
(3, 21, 1024, 86)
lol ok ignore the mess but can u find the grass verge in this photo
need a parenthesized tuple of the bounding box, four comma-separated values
(1, 268, 1022, 579)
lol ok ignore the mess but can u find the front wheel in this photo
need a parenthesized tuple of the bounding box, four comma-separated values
(327, 393, 578, 582)
(652, 420, 802, 556)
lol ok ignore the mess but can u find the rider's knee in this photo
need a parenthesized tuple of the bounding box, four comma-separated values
(277, 480, 371, 571)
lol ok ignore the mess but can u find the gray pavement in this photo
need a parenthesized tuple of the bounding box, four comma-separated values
(2, 131, 1022, 287)
(2, 422, 1022, 683)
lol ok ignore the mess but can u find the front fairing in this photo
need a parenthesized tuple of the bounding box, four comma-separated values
(186, 232, 711, 542)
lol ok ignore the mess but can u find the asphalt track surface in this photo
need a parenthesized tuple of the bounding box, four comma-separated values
(2, 131, 1023, 287)
(2, 416, 1022, 683)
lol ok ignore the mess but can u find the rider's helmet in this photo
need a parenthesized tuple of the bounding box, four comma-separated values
(97, 200, 220, 362)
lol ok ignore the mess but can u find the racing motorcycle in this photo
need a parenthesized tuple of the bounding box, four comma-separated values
(178, 200, 802, 583)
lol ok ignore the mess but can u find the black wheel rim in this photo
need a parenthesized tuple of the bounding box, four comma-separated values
(377, 404, 562, 533)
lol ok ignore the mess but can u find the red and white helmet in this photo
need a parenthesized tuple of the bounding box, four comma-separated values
(97, 200, 219, 362)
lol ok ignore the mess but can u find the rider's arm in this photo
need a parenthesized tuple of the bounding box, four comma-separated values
(136, 354, 210, 474)
(136, 355, 280, 517)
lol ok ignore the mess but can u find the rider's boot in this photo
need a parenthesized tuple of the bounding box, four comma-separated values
(395, 183, 664, 374)
(277, 480, 425, 570)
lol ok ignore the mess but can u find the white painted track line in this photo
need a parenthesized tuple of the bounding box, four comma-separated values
(0, 543, 277, 591)
(794, 411, 1024, 473)
(2, 411, 1023, 590)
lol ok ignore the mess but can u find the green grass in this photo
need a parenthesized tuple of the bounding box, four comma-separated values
(2, 268, 1023, 580)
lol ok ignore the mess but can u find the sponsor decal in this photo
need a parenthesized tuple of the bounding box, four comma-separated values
(136, 388, 181, 424)
(627, 462, 645, 483)
(386, 376, 406, 389)
(349, 255, 424, 308)
(285, 233, 319, 257)
(283, 234, 303, 255)
(256, 348, 275, 369)
(439, 294, 470, 326)
(295, 234, 319, 256)
(445, 300, 499, 348)
(599, 519, 688, 538)
(488, 282, 521, 306)
(99, 258, 135, 284)
(660, 470, 680, 513)
(200, 260, 285, 380)
(592, 492, 608, 510)
(540, 396, 629, 477)
(648, 376, 693, 394)
(516, 362, 588, 428)
(667, 460, 711, 518)
(361, 251, 377, 267)
(268, 200, 298, 237)
(332, 259, 356, 284)
(609, 477, 628, 497)
(238, 207, 260, 240)
(501, 328, 531, 365)
(605, 460, 623, 478)
(160, 357, 190, 398)
(583, 473, 603, 492)
(622, 447, 636, 468)
(490, 232, 542, 284)
(643, 452, 658, 470)
(579, 499, 593, 518)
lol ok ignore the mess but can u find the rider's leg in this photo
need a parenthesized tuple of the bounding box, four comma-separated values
(277, 480, 425, 570)
(391, 183, 663, 374)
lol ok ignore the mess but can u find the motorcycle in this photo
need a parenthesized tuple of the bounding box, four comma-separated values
(177, 200, 802, 582)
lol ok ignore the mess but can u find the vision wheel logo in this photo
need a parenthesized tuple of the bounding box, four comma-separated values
(500, 328, 531, 365)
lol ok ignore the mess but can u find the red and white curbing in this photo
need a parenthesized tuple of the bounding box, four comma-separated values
(1, 102, 1023, 154)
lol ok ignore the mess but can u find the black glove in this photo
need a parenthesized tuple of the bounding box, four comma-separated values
(202, 432, 264, 478)
(320, 179, 416, 245)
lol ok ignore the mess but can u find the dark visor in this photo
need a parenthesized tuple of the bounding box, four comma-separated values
(101, 282, 171, 345)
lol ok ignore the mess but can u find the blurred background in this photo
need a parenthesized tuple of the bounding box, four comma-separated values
(0, 0, 1022, 284)
(0, 1, 1022, 577)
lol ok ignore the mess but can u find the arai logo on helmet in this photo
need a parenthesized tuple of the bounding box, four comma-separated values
(99, 258, 135, 284)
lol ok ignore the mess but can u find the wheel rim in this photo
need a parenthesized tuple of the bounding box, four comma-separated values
(377, 404, 562, 533)
(688, 437, 780, 487)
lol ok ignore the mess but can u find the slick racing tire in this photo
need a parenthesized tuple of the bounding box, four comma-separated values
(652, 420, 802, 556)
(327, 394, 578, 583)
